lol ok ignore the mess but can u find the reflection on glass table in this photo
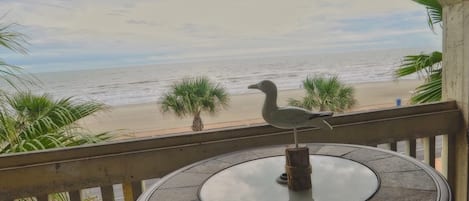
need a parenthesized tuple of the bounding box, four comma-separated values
(199, 155, 379, 201)
(138, 144, 450, 201)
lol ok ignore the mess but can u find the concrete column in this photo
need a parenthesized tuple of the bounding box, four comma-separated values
(439, 0, 469, 200)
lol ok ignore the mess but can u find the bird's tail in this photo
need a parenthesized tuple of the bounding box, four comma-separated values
(321, 120, 333, 131)
(318, 111, 333, 117)
(312, 119, 333, 135)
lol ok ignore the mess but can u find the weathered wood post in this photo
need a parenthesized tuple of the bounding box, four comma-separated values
(285, 147, 312, 191)
(439, 0, 469, 200)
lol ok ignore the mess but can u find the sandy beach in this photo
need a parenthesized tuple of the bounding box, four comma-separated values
(79, 79, 423, 138)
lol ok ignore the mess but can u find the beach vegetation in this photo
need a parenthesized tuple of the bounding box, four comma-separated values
(0, 22, 111, 155)
(0, 21, 110, 201)
(160, 76, 229, 131)
(0, 22, 33, 89)
(288, 75, 356, 112)
(0, 92, 112, 154)
(395, 0, 442, 104)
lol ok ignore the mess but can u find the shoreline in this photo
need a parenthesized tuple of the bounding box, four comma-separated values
(79, 79, 423, 138)
(107, 79, 419, 107)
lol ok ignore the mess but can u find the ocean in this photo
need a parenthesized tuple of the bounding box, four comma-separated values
(28, 49, 421, 106)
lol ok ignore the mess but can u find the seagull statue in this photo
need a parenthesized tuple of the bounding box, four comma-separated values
(248, 80, 333, 148)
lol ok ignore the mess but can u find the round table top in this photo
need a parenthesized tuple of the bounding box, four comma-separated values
(199, 155, 379, 201)
(138, 143, 451, 201)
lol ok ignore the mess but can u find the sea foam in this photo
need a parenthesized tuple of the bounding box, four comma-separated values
(29, 49, 421, 106)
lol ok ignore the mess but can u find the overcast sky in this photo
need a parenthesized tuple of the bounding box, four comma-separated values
(0, 0, 441, 72)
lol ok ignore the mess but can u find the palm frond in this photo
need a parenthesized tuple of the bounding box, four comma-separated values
(0, 23, 28, 54)
(302, 94, 320, 110)
(63, 132, 113, 147)
(412, 0, 442, 30)
(7, 93, 106, 140)
(410, 69, 442, 104)
(334, 86, 356, 112)
(396, 51, 442, 104)
(0, 92, 112, 154)
(160, 76, 230, 131)
(0, 60, 36, 90)
(289, 75, 355, 112)
(160, 93, 188, 117)
(395, 51, 442, 78)
(0, 23, 36, 90)
(287, 98, 303, 108)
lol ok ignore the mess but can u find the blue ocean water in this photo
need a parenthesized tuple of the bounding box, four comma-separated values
(29, 49, 421, 106)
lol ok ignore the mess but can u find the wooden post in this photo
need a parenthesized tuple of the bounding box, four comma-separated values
(405, 139, 417, 158)
(123, 181, 142, 201)
(285, 147, 312, 191)
(101, 185, 115, 201)
(423, 136, 436, 168)
(36, 195, 48, 201)
(69, 190, 81, 201)
(440, 0, 469, 200)
(383, 143, 397, 151)
(123, 182, 135, 201)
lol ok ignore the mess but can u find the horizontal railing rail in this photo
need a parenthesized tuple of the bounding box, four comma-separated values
(0, 101, 463, 201)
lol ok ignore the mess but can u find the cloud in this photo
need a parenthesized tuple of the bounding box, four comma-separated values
(0, 0, 441, 71)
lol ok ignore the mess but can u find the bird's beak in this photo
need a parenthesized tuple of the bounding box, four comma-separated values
(248, 83, 259, 89)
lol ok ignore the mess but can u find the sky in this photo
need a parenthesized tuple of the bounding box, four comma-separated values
(0, 0, 442, 72)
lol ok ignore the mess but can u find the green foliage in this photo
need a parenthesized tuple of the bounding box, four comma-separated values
(0, 92, 112, 154)
(395, 52, 442, 104)
(49, 193, 69, 201)
(0, 23, 28, 54)
(396, 51, 442, 77)
(0, 22, 34, 89)
(288, 75, 356, 112)
(410, 69, 441, 103)
(1, 19, 108, 201)
(160, 76, 229, 131)
(412, 0, 442, 31)
(395, 0, 442, 104)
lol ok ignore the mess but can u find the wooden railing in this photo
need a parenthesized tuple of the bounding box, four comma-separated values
(0, 101, 463, 201)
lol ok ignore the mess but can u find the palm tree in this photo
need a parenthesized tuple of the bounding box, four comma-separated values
(0, 22, 109, 201)
(0, 92, 112, 153)
(160, 76, 230, 131)
(0, 23, 27, 53)
(288, 75, 356, 112)
(0, 22, 31, 89)
(395, 0, 442, 104)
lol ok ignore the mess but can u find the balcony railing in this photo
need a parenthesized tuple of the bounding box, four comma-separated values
(0, 101, 462, 201)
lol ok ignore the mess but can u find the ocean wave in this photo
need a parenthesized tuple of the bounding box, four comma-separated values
(31, 50, 416, 106)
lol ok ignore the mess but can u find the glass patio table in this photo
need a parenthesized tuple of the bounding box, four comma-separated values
(138, 143, 451, 201)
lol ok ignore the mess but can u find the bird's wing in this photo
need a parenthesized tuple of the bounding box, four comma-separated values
(277, 106, 328, 119)
(315, 111, 333, 118)
(270, 107, 316, 124)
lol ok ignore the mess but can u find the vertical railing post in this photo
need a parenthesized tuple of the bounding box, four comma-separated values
(131, 181, 143, 200)
(384, 99, 402, 152)
(123, 181, 143, 201)
(444, 133, 457, 189)
(396, 98, 417, 158)
(382, 143, 397, 151)
(101, 185, 115, 201)
(440, 0, 469, 200)
(423, 136, 436, 168)
(36, 195, 49, 201)
(69, 190, 81, 201)
(405, 139, 417, 158)
(123, 182, 134, 201)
